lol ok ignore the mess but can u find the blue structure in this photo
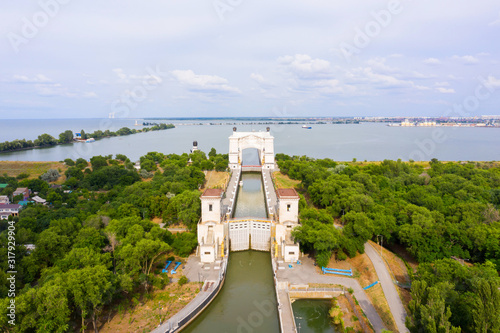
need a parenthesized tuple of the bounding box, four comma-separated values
(363, 281, 379, 290)
(322, 267, 353, 277)
(171, 262, 182, 274)
(161, 260, 172, 274)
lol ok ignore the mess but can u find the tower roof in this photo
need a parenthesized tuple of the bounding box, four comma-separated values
(201, 188, 224, 198)
(277, 188, 299, 199)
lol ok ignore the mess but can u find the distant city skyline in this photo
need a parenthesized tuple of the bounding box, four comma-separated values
(1, 1, 500, 119)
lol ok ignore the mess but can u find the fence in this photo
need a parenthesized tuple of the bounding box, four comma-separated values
(345, 292, 371, 333)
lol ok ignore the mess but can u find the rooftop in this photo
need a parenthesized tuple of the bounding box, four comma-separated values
(0, 204, 21, 209)
(201, 188, 224, 198)
(277, 188, 299, 199)
(0, 184, 8, 188)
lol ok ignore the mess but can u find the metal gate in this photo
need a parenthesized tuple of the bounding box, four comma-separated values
(229, 221, 249, 251)
(250, 221, 271, 251)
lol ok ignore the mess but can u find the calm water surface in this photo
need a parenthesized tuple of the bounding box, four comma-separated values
(0, 119, 499, 162)
(233, 173, 267, 219)
(292, 299, 337, 333)
(181, 251, 279, 333)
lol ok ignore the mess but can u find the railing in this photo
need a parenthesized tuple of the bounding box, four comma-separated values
(154, 256, 229, 333)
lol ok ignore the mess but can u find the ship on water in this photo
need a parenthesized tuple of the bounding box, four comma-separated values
(302, 125, 312, 129)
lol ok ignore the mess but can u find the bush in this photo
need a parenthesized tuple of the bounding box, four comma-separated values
(336, 249, 347, 261)
(40, 169, 60, 182)
(16, 173, 30, 180)
(64, 158, 75, 166)
(178, 275, 188, 286)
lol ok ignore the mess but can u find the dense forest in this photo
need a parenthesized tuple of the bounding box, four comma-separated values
(276, 155, 500, 332)
(0, 123, 175, 152)
(0, 149, 228, 332)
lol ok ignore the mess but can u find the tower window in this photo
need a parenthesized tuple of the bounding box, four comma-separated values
(287, 204, 291, 212)
(209, 204, 213, 212)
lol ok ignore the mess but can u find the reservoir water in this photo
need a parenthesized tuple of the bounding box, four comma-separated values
(182, 172, 278, 333)
(292, 299, 337, 333)
(1, 120, 499, 162)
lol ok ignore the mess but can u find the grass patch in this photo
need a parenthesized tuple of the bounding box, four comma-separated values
(98, 282, 200, 333)
(272, 171, 301, 189)
(203, 170, 230, 189)
(0, 161, 68, 184)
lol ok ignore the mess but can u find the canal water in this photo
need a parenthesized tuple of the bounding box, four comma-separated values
(182, 251, 279, 333)
(182, 172, 278, 332)
(233, 172, 268, 219)
(292, 299, 337, 333)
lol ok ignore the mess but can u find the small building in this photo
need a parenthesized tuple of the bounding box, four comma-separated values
(50, 184, 62, 189)
(0, 204, 22, 220)
(13, 188, 30, 200)
(32, 196, 47, 205)
(198, 188, 225, 263)
(276, 188, 301, 263)
(18, 200, 34, 207)
(0, 195, 10, 205)
(0, 184, 8, 190)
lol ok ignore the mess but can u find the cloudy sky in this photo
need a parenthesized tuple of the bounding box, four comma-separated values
(1, 0, 500, 119)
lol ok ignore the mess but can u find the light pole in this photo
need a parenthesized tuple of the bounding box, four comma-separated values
(298, 322, 301, 333)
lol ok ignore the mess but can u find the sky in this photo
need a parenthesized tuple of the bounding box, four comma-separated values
(1, 0, 500, 119)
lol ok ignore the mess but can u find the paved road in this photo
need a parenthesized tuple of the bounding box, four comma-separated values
(365, 243, 408, 333)
(276, 256, 386, 332)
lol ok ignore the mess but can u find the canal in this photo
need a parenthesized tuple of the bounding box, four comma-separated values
(181, 172, 279, 332)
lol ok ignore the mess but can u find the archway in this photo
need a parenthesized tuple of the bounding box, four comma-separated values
(228, 128, 275, 170)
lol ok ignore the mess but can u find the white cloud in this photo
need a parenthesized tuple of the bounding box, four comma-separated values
(250, 73, 274, 87)
(436, 87, 455, 94)
(434, 81, 450, 87)
(485, 75, 500, 87)
(423, 58, 441, 65)
(82, 91, 98, 98)
(171, 70, 240, 94)
(452, 55, 479, 65)
(488, 12, 500, 26)
(278, 54, 332, 79)
(10, 74, 52, 83)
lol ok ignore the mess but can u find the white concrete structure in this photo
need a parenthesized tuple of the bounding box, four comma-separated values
(0, 196, 10, 205)
(198, 189, 225, 263)
(275, 188, 300, 263)
(228, 128, 275, 170)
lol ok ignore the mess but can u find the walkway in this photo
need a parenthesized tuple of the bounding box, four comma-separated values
(151, 256, 226, 333)
(262, 169, 278, 216)
(276, 256, 386, 333)
(365, 243, 408, 333)
(221, 168, 241, 216)
(277, 289, 296, 333)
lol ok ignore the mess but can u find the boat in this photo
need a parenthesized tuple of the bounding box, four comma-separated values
(134, 120, 140, 126)
(302, 125, 312, 129)
(85, 138, 95, 143)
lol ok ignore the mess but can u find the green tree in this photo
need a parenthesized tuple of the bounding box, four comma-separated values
(40, 169, 61, 182)
(66, 265, 114, 333)
(90, 156, 108, 171)
(471, 278, 500, 333)
(58, 130, 74, 144)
